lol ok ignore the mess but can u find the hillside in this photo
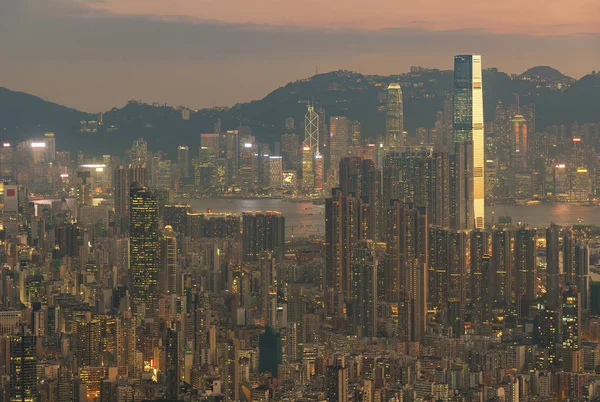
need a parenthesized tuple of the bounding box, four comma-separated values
(0, 67, 599, 157)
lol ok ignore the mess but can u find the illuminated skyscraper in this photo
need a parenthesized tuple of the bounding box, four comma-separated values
(329, 116, 351, 182)
(304, 106, 319, 152)
(301, 145, 314, 189)
(385, 83, 404, 148)
(162, 226, 178, 294)
(129, 183, 160, 314)
(131, 138, 148, 165)
(452, 55, 485, 229)
(10, 327, 37, 402)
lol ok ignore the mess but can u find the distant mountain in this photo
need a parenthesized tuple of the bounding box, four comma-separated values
(0, 87, 91, 149)
(520, 66, 570, 81)
(0, 67, 599, 158)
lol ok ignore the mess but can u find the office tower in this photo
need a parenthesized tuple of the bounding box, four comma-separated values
(154, 159, 172, 190)
(452, 55, 485, 229)
(511, 114, 528, 170)
(114, 165, 148, 233)
(200, 133, 220, 153)
(223, 130, 239, 186)
(469, 230, 488, 307)
(177, 146, 190, 179)
(259, 326, 282, 377)
(515, 228, 537, 305)
(242, 211, 285, 262)
(75, 316, 101, 367)
(10, 328, 37, 402)
(281, 133, 299, 169)
(491, 229, 513, 305)
(385, 83, 404, 148)
(304, 106, 319, 152)
(0, 143, 14, 181)
(546, 224, 560, 308)
(131, 138, 148, 165)
(326, 365, 348, 402)
(166, 328, 180, 400)
(44, 132, 56, 162)
(314, 152, 324, 190)
(575, 241, 590, 312)
(268, 156, 283, 189)
(301, 145, 314, 189)
(162, 226, 178, 294)
(350, 243, 378, 338)
(329, 116, 351, 182)
(129, 183, 160, 314)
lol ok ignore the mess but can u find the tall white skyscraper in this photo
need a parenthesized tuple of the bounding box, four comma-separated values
(385, 84, 404, 148)
(452, 55, 485, 229)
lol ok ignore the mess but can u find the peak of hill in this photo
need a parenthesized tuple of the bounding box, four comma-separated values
(520, 66, 569, 81)
(1, 66, 599, 157)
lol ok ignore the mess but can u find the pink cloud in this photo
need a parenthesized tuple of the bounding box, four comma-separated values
(88, 0, 600, 35)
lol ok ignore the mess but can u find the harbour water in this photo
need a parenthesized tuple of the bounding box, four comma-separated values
(178, 199, 600, 238)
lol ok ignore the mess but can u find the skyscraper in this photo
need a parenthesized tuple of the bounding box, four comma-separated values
(129, 183, 160, 314)
(10, 327, 37, 402)
(546, 224, 560, 309)
(177, 145, 190, 179)
(241, 211, 285, 262)
(385, 83, 404, 148)
(162, 226, 178, 294)
(350, 243, 378, 338)
(452, 55, 485, 229)
(329, 116, 351, 183)
(515, 228, 537, 305)
(166, 328, 180, 401)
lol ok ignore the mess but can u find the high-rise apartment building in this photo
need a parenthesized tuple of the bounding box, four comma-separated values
(241, 211, 285, 262)
(452, 55, 485, 229)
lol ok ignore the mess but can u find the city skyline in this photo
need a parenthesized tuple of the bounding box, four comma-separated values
(1, 0, 599, 111)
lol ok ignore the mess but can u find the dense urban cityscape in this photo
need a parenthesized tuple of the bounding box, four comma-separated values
(2, 53, 600, 402)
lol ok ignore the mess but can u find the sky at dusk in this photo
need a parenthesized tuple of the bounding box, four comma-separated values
(1, 0, 599, 112)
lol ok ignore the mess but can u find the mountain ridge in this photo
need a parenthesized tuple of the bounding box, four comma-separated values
(1, 67, 599, 157)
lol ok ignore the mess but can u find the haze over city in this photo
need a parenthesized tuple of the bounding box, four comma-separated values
(4, 1, 600, 401)
(1, 0, 599, 110)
